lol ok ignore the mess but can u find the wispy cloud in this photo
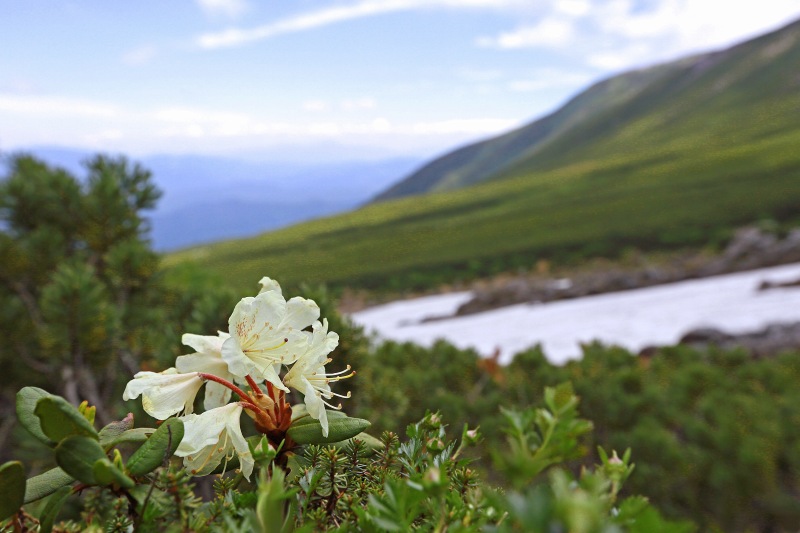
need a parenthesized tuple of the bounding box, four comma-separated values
(196, 0, 249, 19)
(475, 0, 799, 75)
(0, 94, 120, 118)
(583, 0, 800, 71)
(196, 0, 522, 49)
(408, 118, 517, 135)
(553, 0, 590, 17)
(476, 17, 575, 49)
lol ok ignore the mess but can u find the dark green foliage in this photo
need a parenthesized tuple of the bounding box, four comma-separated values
(54, 436, 106, 485)
(23, 467, 74, 504)
(125, 417, 184, 476)
(0, 461, 26, 520)
(0, 154, 234, 463)
(349, 333, 800, 532)
(35, 396, 99, 442)
(287, 415, 370, 445)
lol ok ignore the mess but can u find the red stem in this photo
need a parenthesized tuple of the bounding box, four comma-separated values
(197, 373, 259, 410)
(245, 374, 264, 397)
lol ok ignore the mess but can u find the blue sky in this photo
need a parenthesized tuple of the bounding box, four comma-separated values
(2, 0, 800, 162)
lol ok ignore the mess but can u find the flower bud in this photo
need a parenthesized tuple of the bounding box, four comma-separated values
(426, 437, 445, 453)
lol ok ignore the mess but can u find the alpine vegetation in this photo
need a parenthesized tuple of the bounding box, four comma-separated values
(1, 276, 688, 532)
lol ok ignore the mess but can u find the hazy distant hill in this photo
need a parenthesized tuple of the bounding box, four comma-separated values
(1, 148, 419, 250)
(374, 17, 800, 202)
(168, 18, 800, 293)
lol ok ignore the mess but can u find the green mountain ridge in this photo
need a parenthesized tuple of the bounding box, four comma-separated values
(374, 17, 800, 201)
(168, 18, 800, 293)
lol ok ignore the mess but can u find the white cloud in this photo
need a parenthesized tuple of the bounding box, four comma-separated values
(476, 17, 575, 49)
(196, 0, 523, 49)
(152, 106, 262, 137)
(586, 43, 653, 70)
(122, 45, 157, 66)
(0, 94, 120, 118)
(584, 0, 800, 71)
(408, 118, 518, 135)
(196, 0, 248, 18)
(554, 0, 590, 17)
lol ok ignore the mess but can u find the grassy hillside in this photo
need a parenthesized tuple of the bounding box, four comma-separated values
(167, 19, 800, 294)
(375, 17, 800, 201)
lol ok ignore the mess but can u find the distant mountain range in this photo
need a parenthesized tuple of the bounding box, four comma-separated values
(374, 17, 800, 202)
(1, 147, 419, 250)
(166, 16, 800, 294)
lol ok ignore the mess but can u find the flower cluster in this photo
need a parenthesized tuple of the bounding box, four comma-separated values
(122, 276, 354, 479)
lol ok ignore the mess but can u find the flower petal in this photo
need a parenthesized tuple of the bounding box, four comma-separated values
(220, 335, 254, 379)
(258, 276, 282, 296)
(285, 297, 320, 330)
(181, 333, 229, 355)
(123, 370, 204, 420)
(303, 380, 329, 437)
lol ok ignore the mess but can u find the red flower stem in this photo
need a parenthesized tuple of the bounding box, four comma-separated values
(197, 373, 260, 411)
(245, 374, 264, 397)
(266, 381, 275, 397)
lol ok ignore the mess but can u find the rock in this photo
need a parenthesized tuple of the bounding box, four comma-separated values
(450, 225, 800, 318)
(758, 277, 800, 291)
(679, 328, 732, 345)
(678, 322, 800, 358)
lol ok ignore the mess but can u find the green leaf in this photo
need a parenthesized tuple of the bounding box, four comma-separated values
(16, 387, 55, 445)
(288, 415, 370, 445)
(35, 396, 98, 442)
(93, 458, 134, 489)
(102, 427, 156, 449)
(126, 418, 184, 476)
(54, 435, 106, 485)
(98, 413, 135, 449)
(37, 486, 72, 533)
(545, 382, 577, 414)
(329, 432, 384, 454)
(289, 409, 347, 427)
(24, 468, 74, 504)
(0, 461, 26, 521)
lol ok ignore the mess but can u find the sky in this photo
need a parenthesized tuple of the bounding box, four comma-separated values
(2, 0, 800, 163)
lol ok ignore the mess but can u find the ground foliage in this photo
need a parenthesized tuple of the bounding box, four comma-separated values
(351, 333, 800, 532)
(1, 382, 689, 532)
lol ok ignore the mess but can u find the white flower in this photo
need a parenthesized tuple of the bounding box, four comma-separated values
(221, 290, 319, 391)
(122, 369, 204, 420)
(175, 403, 254, 480)
(284, 320, 350, 437)
(176, 332, 237, 410)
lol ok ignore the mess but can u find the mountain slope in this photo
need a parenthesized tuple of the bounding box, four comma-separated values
(168, 19, 800, 294)
(374, 17, 800, 202)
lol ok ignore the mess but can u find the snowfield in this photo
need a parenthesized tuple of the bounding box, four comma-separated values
(350, 262, 800, 364)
